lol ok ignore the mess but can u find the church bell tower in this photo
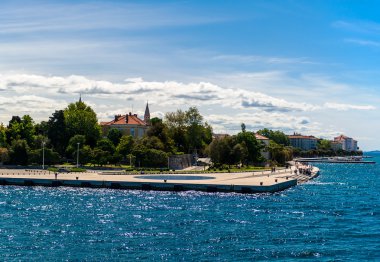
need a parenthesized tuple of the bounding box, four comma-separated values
(144, 102, 150, 125)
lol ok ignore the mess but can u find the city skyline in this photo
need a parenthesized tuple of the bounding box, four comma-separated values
(0, 0, 379, 150)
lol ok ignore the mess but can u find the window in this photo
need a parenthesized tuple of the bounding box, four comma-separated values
(138, 128, 144, 137)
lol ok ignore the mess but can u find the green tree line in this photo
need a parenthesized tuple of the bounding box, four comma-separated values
(0, 100, 360, 168)
(0, 101, 214, 167)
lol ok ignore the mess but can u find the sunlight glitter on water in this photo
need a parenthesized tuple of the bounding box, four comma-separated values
(0, 155, 379, 260)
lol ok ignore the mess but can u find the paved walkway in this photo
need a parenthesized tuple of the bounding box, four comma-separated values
(0, 165, 318, 187)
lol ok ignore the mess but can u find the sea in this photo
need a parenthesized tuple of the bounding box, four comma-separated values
(0, 154, 379, 261)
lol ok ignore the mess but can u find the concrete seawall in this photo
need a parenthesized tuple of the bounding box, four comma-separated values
(0, 166, 319, 194)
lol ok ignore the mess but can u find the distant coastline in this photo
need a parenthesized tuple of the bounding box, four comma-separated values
(365, 150, 380, 154)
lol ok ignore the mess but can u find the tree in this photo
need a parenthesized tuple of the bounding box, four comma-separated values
(147, 117, 174, 152)
(317, 139, 332, 151)
(6, 116, 22, 144)
(165, 107, 212, 155)
(257, 128, 290, 146)
(132, 143, 168, 168)
(267, 141, 293, 165)
(66, 135, 86, 159)
(236, 131, 263, 164)
(144, 149, 168, 167)
(107, 128, 122, 146)
(47, 110, 68, 155)
(28, 148, 60, 165)
(0, 147, 9, 164)
(64, 101, 101, 146)
(241, 123, 246, 132)
(231, 143, 248, 166)
(9, 139, 29, 165)
(96, 138, 115, 154)
(207, 137, 229, 167)
(206, 136, 248, 167)
(31, 135, 49, 150)
(6, 115, 35, 147)
(185, 107, 204, 152)
(80, 145, 93, 165)
(34, 121, 48, 136)
(165, 109, 187, 152)
(0, 124, 7, 147)
(20, 115, 35, 146)
(91, 148, 111, 166)
(116, 135, 134, 157)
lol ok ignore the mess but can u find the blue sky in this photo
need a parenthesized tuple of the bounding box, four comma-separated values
(0, 0, 379, 150)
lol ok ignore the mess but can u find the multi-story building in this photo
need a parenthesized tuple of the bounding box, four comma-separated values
(100, 103, 151, 138)
(255, 133, 270, 160)
(288, 134, 318, 151)
(330, 141, 343, 151)
(334, 135, 358, 152)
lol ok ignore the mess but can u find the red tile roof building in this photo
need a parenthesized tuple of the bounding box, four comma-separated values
(330, 141, 343, 151)
(100, 103, 151, 138)
(288, 134, 318, 151)
(255, 134, 269, 141)
(334, 134, 358, 152)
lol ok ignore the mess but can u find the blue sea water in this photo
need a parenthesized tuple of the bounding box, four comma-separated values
(0, 155, 379, 261)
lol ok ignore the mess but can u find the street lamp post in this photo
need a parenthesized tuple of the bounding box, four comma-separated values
(76, 142, 80, 168)
(42, 141, 46, 169)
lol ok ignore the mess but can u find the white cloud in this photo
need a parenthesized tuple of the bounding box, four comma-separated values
(0, 73, 317, 113)
(333, 20, 380, 34)
(0, 2, 227, 35)
(212, 55, 315, 65)
(0, 95, 67, 121)
(0, 73, 374, 115)
(324, 102, 376, 111)
(345, 38, 380, 47)
(0, 72, 376, 150)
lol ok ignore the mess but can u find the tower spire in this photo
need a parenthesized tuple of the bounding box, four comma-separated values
(144, 101, 150, 125)
(79, 93, 82, 103)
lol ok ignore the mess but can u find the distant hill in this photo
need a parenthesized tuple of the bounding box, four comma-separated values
(365, 150, 380, 154)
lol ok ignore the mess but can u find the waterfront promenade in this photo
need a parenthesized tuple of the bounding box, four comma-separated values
(0, 165, 319, 193)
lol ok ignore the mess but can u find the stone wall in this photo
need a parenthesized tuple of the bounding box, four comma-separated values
(168, 154, 192, 170)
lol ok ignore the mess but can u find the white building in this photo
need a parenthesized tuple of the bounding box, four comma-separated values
(255, 133, 270, 160)
(330, 141, 343, 151)
(288, 134, 318, 151)
(334, 135, 358, 152)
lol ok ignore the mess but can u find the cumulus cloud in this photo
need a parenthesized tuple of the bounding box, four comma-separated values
(0, 95, 66, 116)
(0, 72, 376, 142)
(204, 112, 327, 136)
(0, 73, 375, 115)
(0, 73, 321, 113)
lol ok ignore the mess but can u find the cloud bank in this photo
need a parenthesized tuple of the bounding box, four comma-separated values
(1, 73, 374, 115)
(0, 72, 375, 142)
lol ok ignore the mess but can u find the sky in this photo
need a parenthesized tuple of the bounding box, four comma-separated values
(0, 0, 379, 150)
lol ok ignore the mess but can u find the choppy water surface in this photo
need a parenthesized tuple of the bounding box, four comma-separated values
(0, 155, 379, 261)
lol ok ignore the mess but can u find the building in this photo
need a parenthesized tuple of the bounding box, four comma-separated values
(334, 135, 358, 152)
(330, 141, 343, 151)
(144, 102, 150, 125)
(255, 133, 270, 160)
(288, 134, 318, 151)
(212, 133, 230, 140)
(100, 103, 151, 138)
